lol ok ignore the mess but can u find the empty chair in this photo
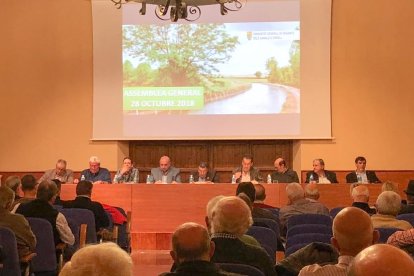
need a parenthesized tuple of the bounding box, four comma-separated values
(27, 217, 58, 275)
(287, 214, 333, 229)
(287, 224, 332, 238)
(376, 227, 401, 243)
(0, 227, 21, 276)
(286, 233, 331, 256)
(246, 226, 278, 262)
(396, 213, 414, 226)
(329, 207, 345, 219)
(60, 208, 97, 244)
(217, 263, 265, 276)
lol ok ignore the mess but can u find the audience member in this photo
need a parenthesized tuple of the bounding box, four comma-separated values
(0, 186, 36, 259)
(371, 191, 412, 230)
(305, 159, 338, 184)
(271, 157, 299, 183)
(51, 179, 65, 206)
(63, 180, 109, 232)
(60, 242, 132, 276)
(113, 157, 139, 183)
(39, 159, 74, 183)
(400, 180, 414, 214)
(11, 174, 38, 212)
(4, 175, 22, 200)
(279, 183, 330, 235)
(233, 154, 263, 184)
(345, 156, 381, 184)
(387, 228, 414, 257)
(78, 156, 111, 184)
(299, 207, 379, 275)
(348, 244, 414, 276)
(254, 184, 277, 209)
(236, 182, 278, 222)
(350, 184, 376, 215)
(381, 181, 399, 192)
(150, 155, 181, 184)
(210, 196, 277, 276)
(189, 162, 219, 183)
(16, 180, 75, 246)
(161, 222, 239, 276)
(305, 183, 322, 201)
(205, 195, 261, 248)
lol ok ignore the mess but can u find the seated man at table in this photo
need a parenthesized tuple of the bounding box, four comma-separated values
(63, 180, 110, 233)
(210, 196, 277, 275)
(188, 162, 219, 183)
(151, 155, 181, 184)
(271, 157, 299, 183)
(16, 180, 75, 246)
(113, 157, 139, 184)
(305, 159, 338, 184)
(39, 159, 74, 183)
(346, 156, 381, 184)
(233, 154, 263, 184)
(78, 156, 112, 184)
(371, 191, 412, 230)
(0, 186, 36, 259)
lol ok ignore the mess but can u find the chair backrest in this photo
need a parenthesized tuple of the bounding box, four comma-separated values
(60, 208, 97, 244)
(329, 207, 345, 219)
(0, 227, 21, 276)
(253, 217, 280, 238)
(246, 226, 278, 262)
(268, 208, 280, 218)
(396, 213, 414, 226)
(287, 224, 332, 238)
(217, 263, 265, 276)
(287, 214, 333, 229)
(376, 227, 401, 243)
(26, 217, 57, 273)
(286, 233, 331, 251)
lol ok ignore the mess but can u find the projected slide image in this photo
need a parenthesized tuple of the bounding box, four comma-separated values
(123, 22, 300, 115)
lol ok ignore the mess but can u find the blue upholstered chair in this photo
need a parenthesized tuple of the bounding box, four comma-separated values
(396, 213, 414, 226)
(287, 224, 332, 238)
(376, 227, 401, 243)
(0, 227, 21, 276)
(246, 226, 278, 262)
(329, 207, 345, 219)
(285, 233, 331, 256)
(287, 214, 332, 229)
(60, 208, 97, 244)
(217, 263, 265, 276)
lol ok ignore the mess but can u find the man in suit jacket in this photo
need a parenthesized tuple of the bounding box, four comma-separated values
(39, 159, 74, 183)
(233, 154, 263, 184)
(346, 156, 381, 184)
(305, 159, 338, 184)
(189, 162, 219, 183)
(150, 155, 181, 184)
(62, 180, 109, 232)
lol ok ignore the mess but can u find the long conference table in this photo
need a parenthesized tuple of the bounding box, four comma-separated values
(60, 183, 394, 250)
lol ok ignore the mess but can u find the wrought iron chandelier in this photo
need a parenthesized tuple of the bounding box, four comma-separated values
(111, 0, 245, 22)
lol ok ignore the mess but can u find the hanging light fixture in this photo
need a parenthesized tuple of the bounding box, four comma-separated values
(111, 0, 245, 22)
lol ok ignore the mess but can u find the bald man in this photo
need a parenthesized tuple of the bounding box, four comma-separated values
(350, 184, 376, 215)
(298, 207, 379, 275)
(271, 157, 299, 183)
(348, 244, 414, 276)
(210, 196, 277, 276)
(161, 222, 239, 276)
(150, 156, 181, 184)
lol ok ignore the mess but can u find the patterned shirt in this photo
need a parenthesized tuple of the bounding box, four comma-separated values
(298, 255, 354, 276)
(387, 229, 414, 247)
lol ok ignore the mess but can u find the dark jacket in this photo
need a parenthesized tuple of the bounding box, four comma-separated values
(346, 171, 381, 183)
(305, 171, 338, 183)
(160, 260, 241, 276)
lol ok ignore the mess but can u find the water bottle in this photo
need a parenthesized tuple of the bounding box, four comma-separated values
(267, 174, 272, 184)
(231, 174, 236, 184)
(189, 174, 194, 184)
(80, 175, 85, 181)
(146, 174, 151, 184)
(357, 174, 362, 183)
(309, 174, 314, 183)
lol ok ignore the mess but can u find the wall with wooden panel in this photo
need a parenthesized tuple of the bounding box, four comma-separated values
(130, 140, 293, 182)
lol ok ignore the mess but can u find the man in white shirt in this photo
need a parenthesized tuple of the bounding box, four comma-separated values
(298, 207, 379, 276)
